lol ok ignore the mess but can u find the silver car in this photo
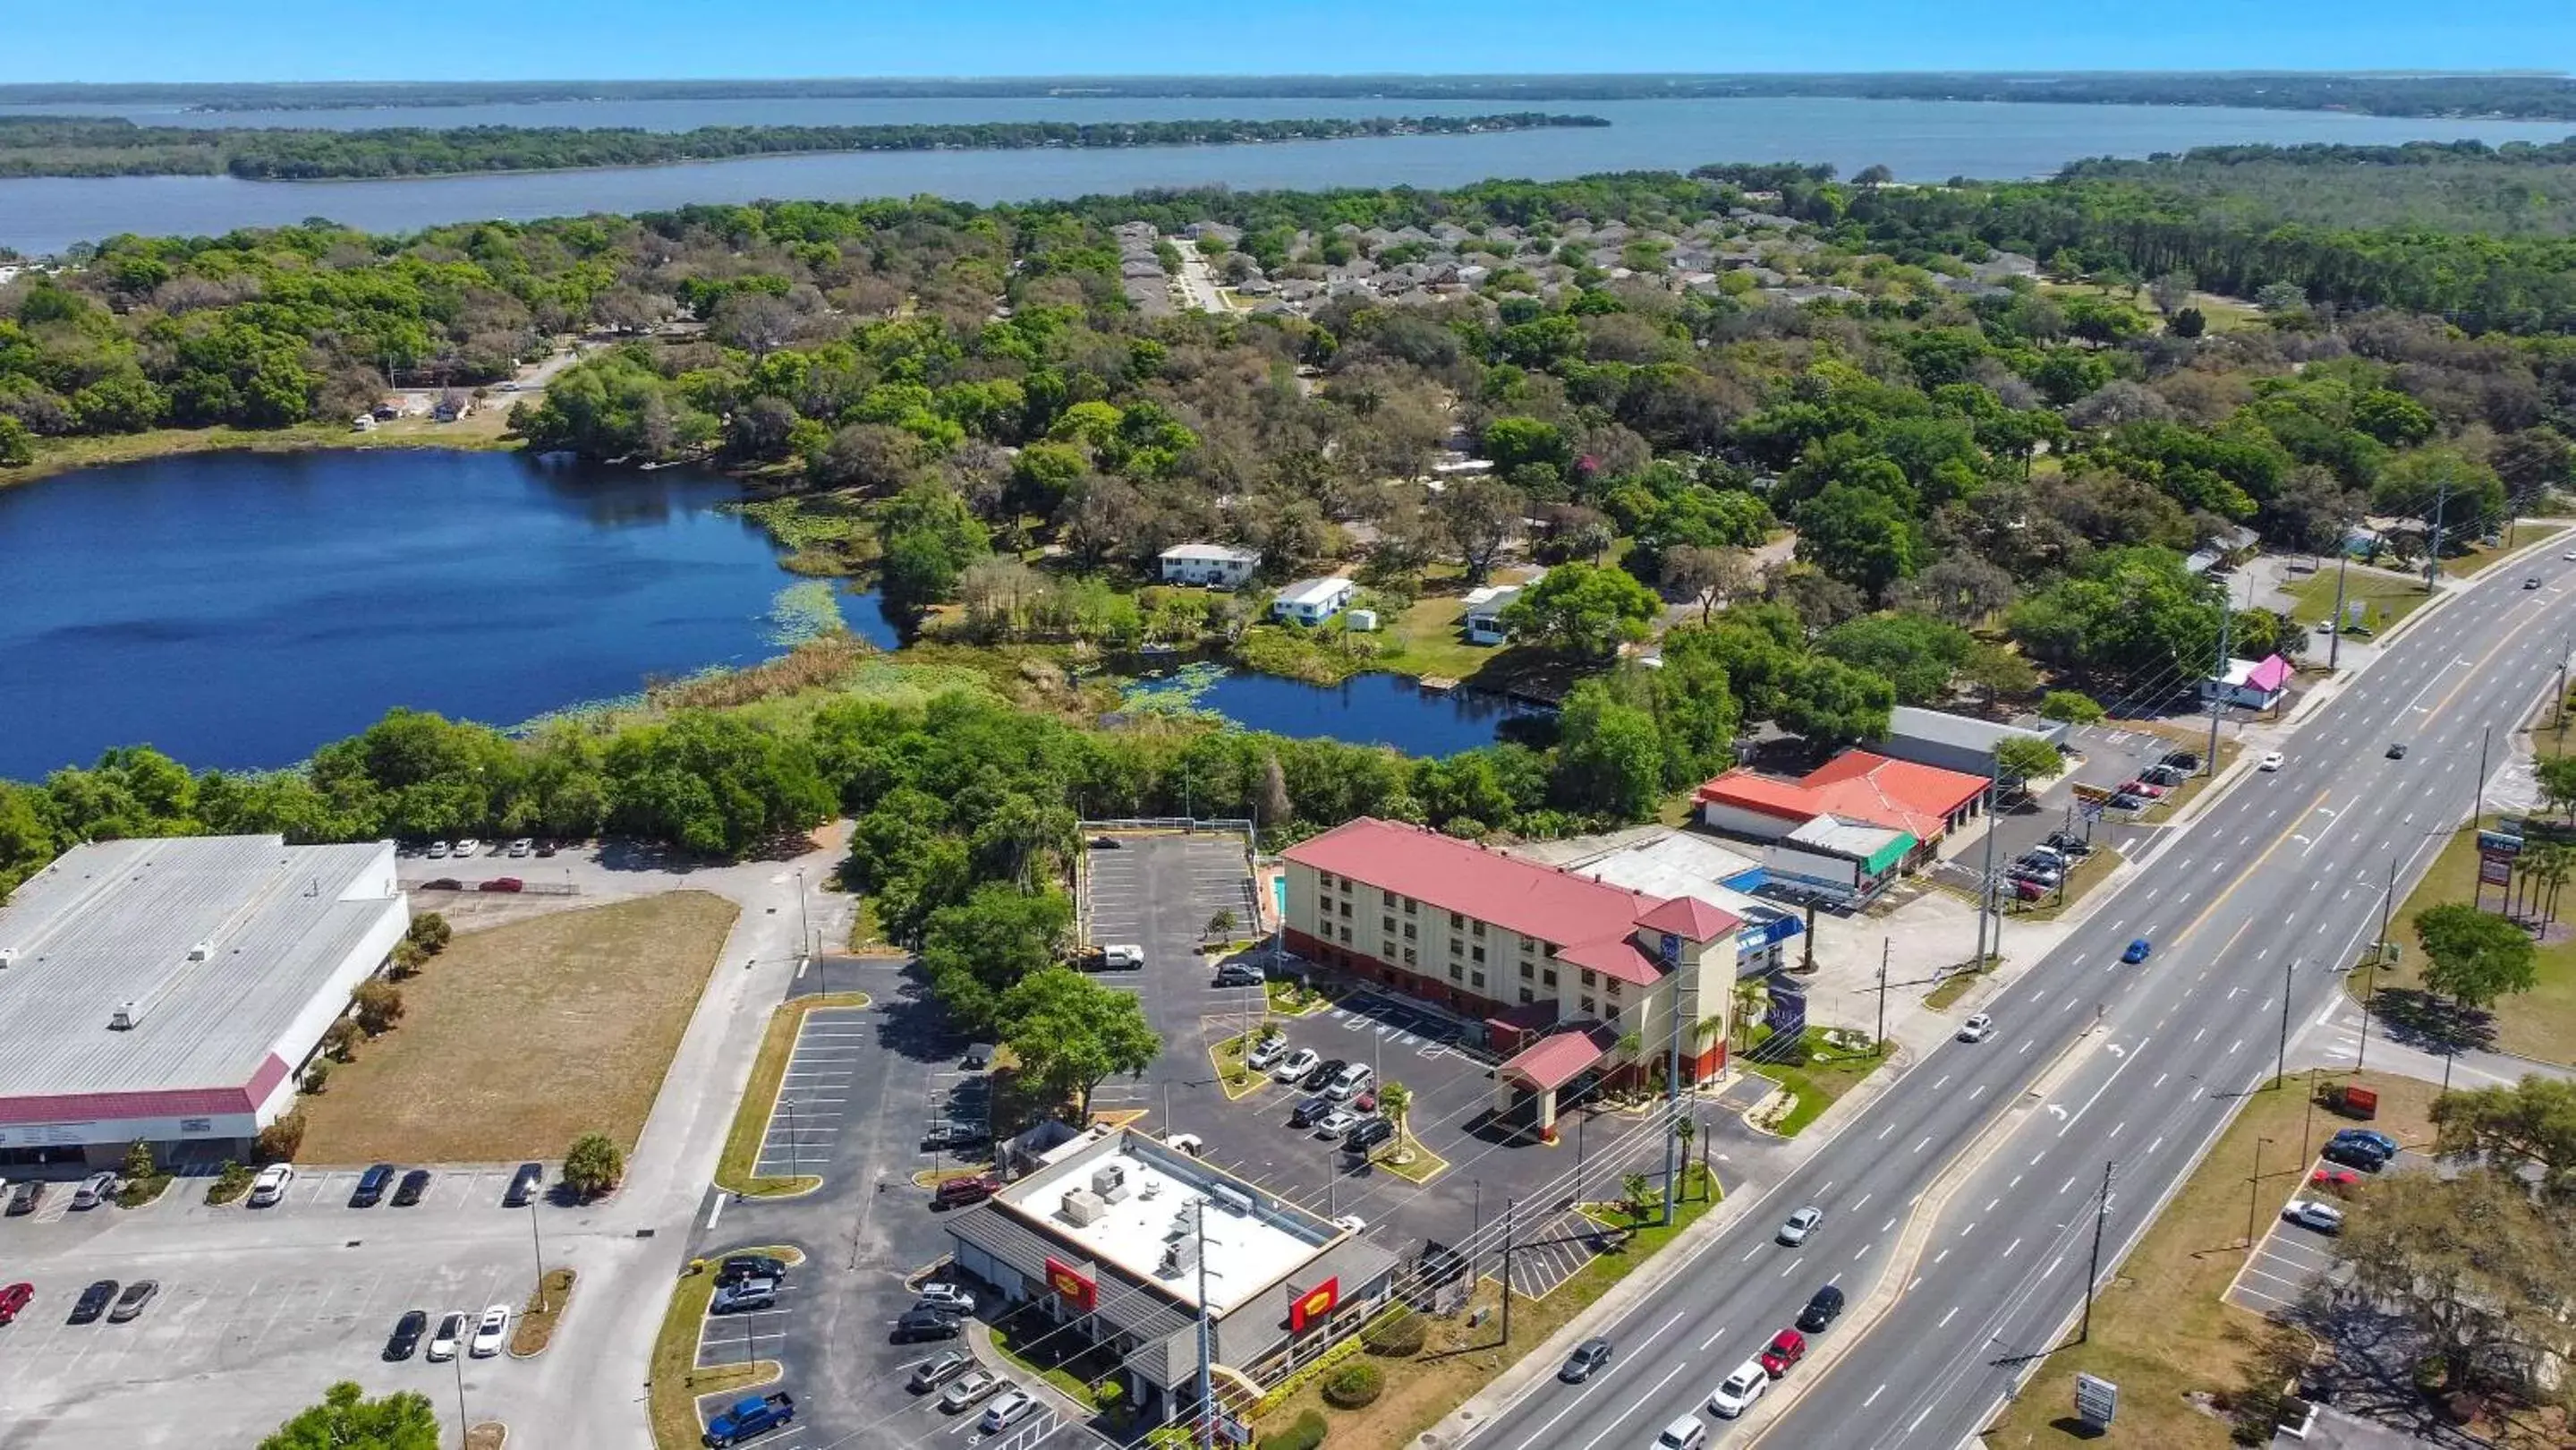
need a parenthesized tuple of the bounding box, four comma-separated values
(939, 1369, 1002, 1412)
(1777, 1206, 1823, 1245)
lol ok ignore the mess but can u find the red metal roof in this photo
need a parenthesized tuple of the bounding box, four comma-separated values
(1285, 819, 1677, 965)
(1635, 895, 1742, 943)
(1698, 751, 1986, 841)
(1554, 936, 1662, 986)
(1500, 1026, 1622, 1092)
(0, 1053, 287, 1127)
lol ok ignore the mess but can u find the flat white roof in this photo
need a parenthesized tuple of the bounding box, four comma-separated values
(1548, 830, 1784, 926)
(1786, 815, 1910, 858)
(997, 1134, 1335, 1314)
(1275, 577, 1352, 607)
(0, 836, 400, 1098)
(1161, 542, 1260, 563)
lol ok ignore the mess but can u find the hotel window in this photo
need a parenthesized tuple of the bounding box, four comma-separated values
(1472, 921, 1486, 938)
(1470, 971, 1485, 988)
(1518, 987, 1536, 1005)
(1337, 925, 1352, 943)
(1542, 968, 1559, 987)
(1403, 947, 1418, 966)
(1382, 890, 1394, 906)
(1402, 924, 1416, 942)
(1579, 969, 1597, 987)
(1449, 911, 1464, 928)
(1337, 900, 1351, 918)
(1382, 916, 1395, 934)
(1605, 1005, 1622, 1025)
(1318, 873, 1333, 889)
(1518, 961, 1534, 980)
(1403, 899, 1416, 916)
(1543, 943, 1560, 959)
(1606, 978, 1622, 996)
(1447, 962, 1463, 982)
(1579, 994, 1597, 1014)
(1449, 938, 1463, 957)
(1471, 946, 1486, 964)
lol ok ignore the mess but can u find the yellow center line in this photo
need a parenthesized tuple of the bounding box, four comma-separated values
(2171, 787, 2329, 948)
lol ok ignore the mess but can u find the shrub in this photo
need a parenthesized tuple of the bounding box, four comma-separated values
(254, 1110, 305, 1164)
(1258, 1410, 1328, 1450)
(406, 912, 452, 953)
(389, 939, 428, 979)
(321, 1019, 362, 1062)
(353, 980, 404, 1036)
(1361, 1309, 1426, 1357)
(302, 1060, 332, 1094)
(1254, 1334, 1369, 1415)
(1322, 1361, 1383, 1409)
(207, 1160, 253, 1205)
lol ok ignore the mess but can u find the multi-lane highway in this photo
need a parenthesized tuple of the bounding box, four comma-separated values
(1476, 543, 2575, 1450)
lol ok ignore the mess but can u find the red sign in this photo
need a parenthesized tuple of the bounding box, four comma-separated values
(1045, 1256, 1097, 1312)
(2479, 855, 2513, 887)
(1288, 1276, 1339, 1334)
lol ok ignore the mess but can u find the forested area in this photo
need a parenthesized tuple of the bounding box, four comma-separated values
(5, 161, 2572, 982)
(6, 72, 2574, 119)
(0, 113, 1608, 180)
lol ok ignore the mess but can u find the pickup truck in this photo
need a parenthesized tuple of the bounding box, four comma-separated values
(702, 1392, 795, 1446)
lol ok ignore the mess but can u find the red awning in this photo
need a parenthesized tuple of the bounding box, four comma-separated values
(1500, 1026, 1621, 1093)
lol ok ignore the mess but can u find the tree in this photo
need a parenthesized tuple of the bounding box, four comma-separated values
(1430, 475, 1525, 584)
(1793, 483, 1924, 603)
(1259, 754, 1293, 829)
(1205, 909, 1237, 942)
(1377, 1079, 1414, 1157)
(2167, 307, 2206, 338)
(919, 884, 1074, 1031)
(1994, 737, 2062, 787)
(1896, 554, 2016, 627)
(2533, 754, 2576, 823)
(2429, 1074, 2576, 1201)
(0, 414, 35, 469)
(1552, 678, 1666, 820)
(1815, 613, 1971, 706)
(2410, 901, 2538, 1009)
(1500, 562, 1661, 660)
(2038, 690, 2105, 725)
(1776, 656, 1896, 752)
(2337, 1167, 2573, 1403)
(404, 912, 451, 954)
(2147, 270, 2196, 316)
(257, 1382, 441, 1450)
(561, 1131, 624, 1198)
(1660, 544, 1756, 624)
(876, 482, 990, 627)
(1731, 975, 1773, 1051)
(999, 967, 1160, 1122)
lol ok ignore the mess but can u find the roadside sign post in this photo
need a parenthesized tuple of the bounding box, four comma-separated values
(2075, 1373, 2118, 1429)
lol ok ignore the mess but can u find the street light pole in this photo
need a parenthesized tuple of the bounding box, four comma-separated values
(1875, 937, 1889, 1048)
(2079, 1159, 2113, 1343)
(453, 1338, 469, 1445)
(2275, 957, 2294, 1089)
(794, 867, 811, 968)
(528, 1198, 548, 1312)
(2326, 547, 2351, 671)
(2247, 1137, 2271, 1248)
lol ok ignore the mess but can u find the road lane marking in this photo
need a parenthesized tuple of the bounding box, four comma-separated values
(1698, 1323, 1731, 1351)
(1936, 1305, 1959, 1328)
(2004, 1236, 2024, 1258)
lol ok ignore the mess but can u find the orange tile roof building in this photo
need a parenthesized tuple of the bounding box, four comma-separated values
(1280, 819, 1743, 1135)
(1694, 751, 1988, 851)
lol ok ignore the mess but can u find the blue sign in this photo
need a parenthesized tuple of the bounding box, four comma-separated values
(1659, 933, 1682, 965)
(1764, 983, 1807, 1041)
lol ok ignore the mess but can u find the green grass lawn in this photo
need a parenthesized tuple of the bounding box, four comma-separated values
(2284, 566, 2431, 631)
(2351, 815, 2576, 1065)
(1743, 1028, 1893, 1136)
(2444, 520, 2569, 578)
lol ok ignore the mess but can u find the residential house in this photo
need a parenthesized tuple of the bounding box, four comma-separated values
(1462, 580, 1531, 645)
(2203, 655, 2292, 712)
(1159, 543, 1262, 590)
(1271, 577, 1356, 625)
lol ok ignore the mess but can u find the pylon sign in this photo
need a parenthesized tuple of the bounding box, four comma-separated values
(2075, 1373, 2118, 1429)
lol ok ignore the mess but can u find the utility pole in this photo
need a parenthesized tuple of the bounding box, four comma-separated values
(2555, 634, 2570, 743)
(2326, 547, 2351, 670)
(2206, 576, 2235, 775)
(2476, 725, 2492, 826)
(2275, 958, 2294, 1089)
(1875, 938, 1890, 1048)
(452, 1338, 469, 1445)
(2080, 1160, 2113, 1343)
(1662, 972, 1688, 1227)
(2246, 1138, 2270, 1248)
(528, 1198, 548, 1312)
(2424, 477, 2452, 592)
(1499, 1198, 1516, 1346)
(1194, 1205, 1214, 1450)
(794, 867, 811, 970)
(1973, 754, 2002, 965)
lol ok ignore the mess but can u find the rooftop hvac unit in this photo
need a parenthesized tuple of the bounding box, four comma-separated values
(1158, 1236, 1200, 1279)
(1090, 1164, 1131, 1202)
(187, 941, 213, 962)
(1210, 1183, 1254, 1217)
(1058, 1188, 1108, 1227)
(0, 946, 15, 968)
(108, 1002, 141, 1030)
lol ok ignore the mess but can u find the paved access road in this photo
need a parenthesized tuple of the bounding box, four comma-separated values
(1478, 548, 2575, 1450)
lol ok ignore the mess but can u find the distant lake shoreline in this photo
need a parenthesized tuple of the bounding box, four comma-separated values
(3, 96, 2567, 254)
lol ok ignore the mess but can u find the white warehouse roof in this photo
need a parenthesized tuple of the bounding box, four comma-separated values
(0, 836, 404, 1108)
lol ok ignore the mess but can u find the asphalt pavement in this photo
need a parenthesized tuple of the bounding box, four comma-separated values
(1458, 542, 2576, 1450)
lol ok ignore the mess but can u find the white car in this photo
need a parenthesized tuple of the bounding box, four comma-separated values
(1245, 1036, 1290, 1071)
(979, 1389, 1038, 1432)
(2282, 1198, 2345, 1234)
(1315, 1109, 1362, 1138)
(508, 838, 534, 857)
(1708, 1359, 1770, 1418)
(469, 1303, 511, 1357)
(247, 1164, 295, 1207)
(453, 839, 482, 858)
(1334, 1214, 1367, 1235)
(426, 1310, 467, 1362)
(938, 1369, 1002, 1412)
(2259, 751, 2285, 772)
(915, 1283, 977, 1315)
(1271, 1048, 1322, 1083)
(1957, 1013, 1994, 1044)
(424, 840, 451, 858)
(1777, 1206, 1823, 1245)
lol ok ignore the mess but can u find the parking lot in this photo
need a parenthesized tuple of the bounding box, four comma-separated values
(754, 1006, 871, 1183)
(2223, 1149, 2399, 1318)
(1079, 831, 1263, 1112)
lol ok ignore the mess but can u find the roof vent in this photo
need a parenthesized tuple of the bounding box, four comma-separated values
(0, 947, 15, 968)
(188, 940, 213, 962)
(108, 1002, 141, 1030)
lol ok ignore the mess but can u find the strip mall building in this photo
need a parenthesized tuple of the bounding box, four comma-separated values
(1280, 818, 1742, 1134)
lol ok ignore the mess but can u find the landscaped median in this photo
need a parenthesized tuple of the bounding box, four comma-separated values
(2351, 810, 2575, 1065)
(1253, 1162, 1721, 1446)
(509, 1268, 577, 1357)
(649, 1245, 804, 1450)
(1742, 1027, 1894, 1137)
(713, 991, 873, 1197)
(1211, 1028, 1276, 1099)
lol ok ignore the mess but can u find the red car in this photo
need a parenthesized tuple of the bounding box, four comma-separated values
(2120, 780, 2169, 798)
(1757, 1327, 1806, 1378)
(478, 877, 524, 893)
(0, 1283, 32, 1325)
(933, 1174, 1002, 1209)
(2310, 1166, 2361, 1191)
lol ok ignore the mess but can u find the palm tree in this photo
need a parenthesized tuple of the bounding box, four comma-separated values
(2529, 842, 2572, 930)
(1377, 1079, 1413, 1161)
(1731, 976, 1773, 1051)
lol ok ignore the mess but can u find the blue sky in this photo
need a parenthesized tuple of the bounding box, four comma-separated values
(10, 1, 2573, 82)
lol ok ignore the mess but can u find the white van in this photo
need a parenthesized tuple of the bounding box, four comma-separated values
(1653, 1415, 1707, 1450)
(1326, 1062, 1374, 1102)
(1100, 944, 1143, 970)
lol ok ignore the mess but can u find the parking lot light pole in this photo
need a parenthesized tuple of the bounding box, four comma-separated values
(2247, 1137, 2271, 1249)
(794, 867, 810, 968)
(528, 1198, 548, 1312)
(452, 1340, 468, 1443)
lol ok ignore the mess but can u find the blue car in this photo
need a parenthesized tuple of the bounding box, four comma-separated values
(2121, 938, 2153, 964)
(2332, 1128, 2399, 1159)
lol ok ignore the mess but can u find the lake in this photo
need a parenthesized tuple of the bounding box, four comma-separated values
(1124, 662, 1551, 756)
(3, 96, 2569, 253)
(0, 449, 895, 779)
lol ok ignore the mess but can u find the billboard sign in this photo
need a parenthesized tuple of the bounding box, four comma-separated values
(2478, 829, 2524, 858)
(2479, 856, 2513, 887)
(1289, 1276, 1340, 1334)
(1044, 1256, 1097, 1313)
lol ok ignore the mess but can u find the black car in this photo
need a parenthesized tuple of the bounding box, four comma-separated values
(1346, 1117, 1397, 1153)
(7, 1181, 43, 1215)
(384, 1309, 429, 1360)
(893, 1309, 963, 1343)
(2160, 750, 2201, 772)
(1560, 1337, 1614, 1383)
(533, 840, 558, 857)
(392, 1168, 433, 1207)
(960, 1043, 994, 1070)
(719, 1254, 788, 1287)
(2386, 743, 2409, 760)
(1304, 1056, 1348, 1090)
(351, 1164, 397, 1207)
(1288, 1094, 1336, 1129)
(2320, 1139, 2387, 1172)
(1796, 1284, 1845, 1333)
(69, 1280, 116, 1325)
(2044, 832, 2096, 858)
(1213, 964, 1264, 988)
(2107, 792, 2148, 810)
(502, 1162, 545, 1207)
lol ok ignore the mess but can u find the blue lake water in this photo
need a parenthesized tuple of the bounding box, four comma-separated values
(0, 449, 893, 778)
(1149, 668, 1552, 756)
(2, 96, 2569, 253)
